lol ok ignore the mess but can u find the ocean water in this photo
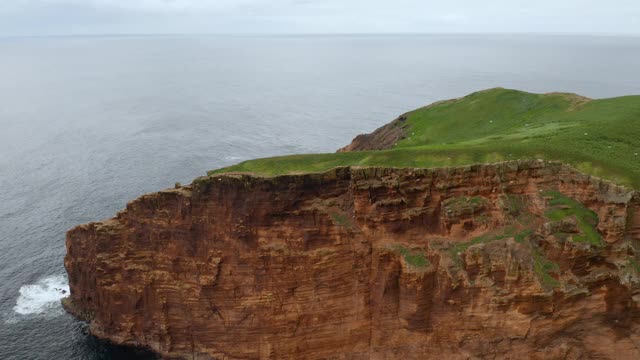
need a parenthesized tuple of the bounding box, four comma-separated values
(0, 34, 639, 359)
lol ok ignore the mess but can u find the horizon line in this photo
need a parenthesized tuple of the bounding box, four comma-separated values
(2, 31, 640, 40)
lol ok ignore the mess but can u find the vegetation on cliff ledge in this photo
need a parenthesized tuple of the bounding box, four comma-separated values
(392, 245, 430, 268)
(543, 191, 604, 246)
(210, 88, 640, 188)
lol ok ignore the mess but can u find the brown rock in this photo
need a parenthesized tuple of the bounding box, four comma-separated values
(337, 115, 408, 152)
(64, 160, 640, 359)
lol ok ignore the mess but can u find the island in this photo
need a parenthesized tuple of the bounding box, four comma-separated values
(63, 88, 640, 359)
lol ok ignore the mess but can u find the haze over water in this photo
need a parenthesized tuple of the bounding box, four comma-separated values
(0, 34, 639, 359)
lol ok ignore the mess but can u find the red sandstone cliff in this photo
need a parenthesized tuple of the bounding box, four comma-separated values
(64, 160, 640, 359)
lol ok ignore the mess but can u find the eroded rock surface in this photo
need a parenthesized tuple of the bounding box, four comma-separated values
(64, 160, 640, 359)
(337, 115, 408, 152)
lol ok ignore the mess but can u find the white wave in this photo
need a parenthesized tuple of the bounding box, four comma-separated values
(224, 156, 246, 161)
(13, 275, 70, 316)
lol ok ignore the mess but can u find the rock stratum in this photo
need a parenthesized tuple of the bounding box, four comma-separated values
(64, 159, 640, 359)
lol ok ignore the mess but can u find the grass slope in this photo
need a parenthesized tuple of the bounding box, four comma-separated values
(210, 88, 640, 188)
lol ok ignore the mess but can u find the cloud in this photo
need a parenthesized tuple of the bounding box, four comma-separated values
(439, 13, 468, 23)
(0, 0, 638, 36)
(1, 0, 248, 12)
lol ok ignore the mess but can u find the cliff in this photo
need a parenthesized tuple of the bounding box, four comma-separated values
(64, 160, 640, 359)
(213, 89, 640, 189)
(336, 114, 408, 152)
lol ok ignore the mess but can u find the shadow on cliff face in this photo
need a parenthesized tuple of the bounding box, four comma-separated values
(83, 335, 159, 360)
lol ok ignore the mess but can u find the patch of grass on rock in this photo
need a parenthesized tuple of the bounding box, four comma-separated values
(543, 191, 603, 246)
(393, 245, 430, 268)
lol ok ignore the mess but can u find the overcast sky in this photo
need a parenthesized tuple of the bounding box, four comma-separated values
(0, 0, 639, 36)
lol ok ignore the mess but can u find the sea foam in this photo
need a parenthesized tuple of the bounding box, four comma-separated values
(13, 275, 70, 316)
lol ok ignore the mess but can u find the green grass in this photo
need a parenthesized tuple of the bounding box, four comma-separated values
(449, 224, 537, 265)
(393, 245, 430, 268)
(446, 224, 558, 288)
(450, 234, 492, 258)
(500, 194, 527, 218)
(442, 196, 487, 216)
(329, 212, 350, 227)
(543, 191, 603, 246)
(210, 88, 640, 189)
(628, 257, 640, 273)
(514, 229, 534, 244)
(533, 247, 561, 289)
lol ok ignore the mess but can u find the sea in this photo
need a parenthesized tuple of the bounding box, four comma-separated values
(0, 34, 639, 359)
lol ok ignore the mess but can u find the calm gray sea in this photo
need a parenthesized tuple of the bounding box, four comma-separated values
(1, 34, 639, 359)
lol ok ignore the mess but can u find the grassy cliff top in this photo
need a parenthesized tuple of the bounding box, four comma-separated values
(210, 88, 640, 188)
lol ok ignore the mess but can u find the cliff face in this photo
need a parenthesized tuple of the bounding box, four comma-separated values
(336, 115, 408, 152)
(64, 160, 640, 360)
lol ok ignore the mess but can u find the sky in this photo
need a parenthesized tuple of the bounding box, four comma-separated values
(0, 0, 639, 36)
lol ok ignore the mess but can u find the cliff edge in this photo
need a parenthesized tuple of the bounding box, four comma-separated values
(64, 160, 640, 359)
